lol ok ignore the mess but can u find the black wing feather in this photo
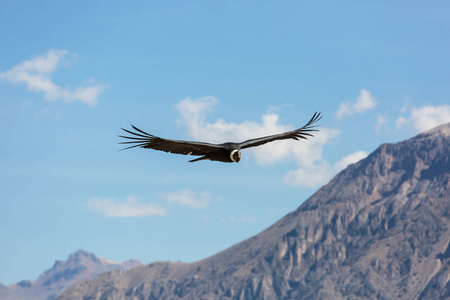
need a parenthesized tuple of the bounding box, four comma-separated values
(118, 125, 221, 155)
(238, 112, 322, 149)
(119, 112, 322, 157)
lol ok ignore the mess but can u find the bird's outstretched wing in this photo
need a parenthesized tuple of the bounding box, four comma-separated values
(118, 125, 220, 156)
(238, 112, 322, 149)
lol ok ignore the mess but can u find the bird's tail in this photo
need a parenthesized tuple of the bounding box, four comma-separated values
(189, 156, 206, 162)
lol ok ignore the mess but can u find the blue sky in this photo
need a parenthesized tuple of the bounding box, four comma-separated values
(1, 1, 450, 285)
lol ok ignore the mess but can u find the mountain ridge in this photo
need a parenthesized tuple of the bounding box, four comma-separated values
(55, 122, 450, 299)
(1, 249, 142, 300)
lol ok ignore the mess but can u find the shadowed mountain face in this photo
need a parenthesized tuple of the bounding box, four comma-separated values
(1, 250, 141, 300)
(58, 124, 450, 300)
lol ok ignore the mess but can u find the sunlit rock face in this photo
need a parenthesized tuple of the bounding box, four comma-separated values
(59, 123, 450, 300)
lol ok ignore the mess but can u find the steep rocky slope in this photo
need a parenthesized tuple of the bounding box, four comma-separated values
(58, 123, 450, 300)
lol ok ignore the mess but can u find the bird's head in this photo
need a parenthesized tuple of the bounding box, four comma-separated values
(230, 149, 241, 163)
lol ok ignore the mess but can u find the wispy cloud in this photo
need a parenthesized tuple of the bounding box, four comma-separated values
(375, 113, 388, 131)
(176, 96, 366, 187)
(221, 214, 256, 223)
(163, 189, 211, 209)
(87, 190, 215, 217)
(336, 89, 377, 120)
(87, 195, 166, 217)
(396, 104, 450, 132)
(333, 151, 368, 171)
(0, 49, 106, 106)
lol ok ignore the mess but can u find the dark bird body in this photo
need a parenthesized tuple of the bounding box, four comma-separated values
(119, 112, 322, 163)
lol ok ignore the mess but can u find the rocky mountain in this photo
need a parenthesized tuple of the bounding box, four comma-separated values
(58, 123, 450, 300)
(2, 250, 142, 300)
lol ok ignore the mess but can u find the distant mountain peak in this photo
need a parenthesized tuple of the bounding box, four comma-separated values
(70, 249, 93, 258)
(2, 250, 142, 300)
(67, 249, 100, 264)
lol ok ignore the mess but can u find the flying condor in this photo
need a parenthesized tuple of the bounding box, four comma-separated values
(119, 112, 322, 163)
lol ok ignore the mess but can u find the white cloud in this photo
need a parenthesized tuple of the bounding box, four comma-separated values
(176, 96, 292, 153)
(396, 104, 450, 133)
(284, 150, 368, 187)
(176, 96, 219, 134)
(87, 195, 166, 217)
(163, 189, 211, 209)
(176, 96, 366, 187)
(0, 49, 106, 106)
(176, 96, 335, 166)
(336, 89, 377, 120)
